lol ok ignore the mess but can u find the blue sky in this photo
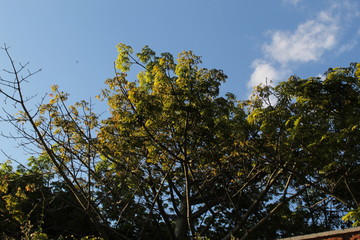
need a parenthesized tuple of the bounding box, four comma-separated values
(0, 0, 359, 160)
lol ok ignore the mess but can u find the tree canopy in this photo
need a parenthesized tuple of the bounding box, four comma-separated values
(0, 44, 359, 239)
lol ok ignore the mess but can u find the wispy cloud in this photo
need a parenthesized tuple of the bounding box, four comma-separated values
(247, 1, 356, 90)
(337, 40, 358, 55)
(263, 11, 339, 66)
(282, 0, 303, 6)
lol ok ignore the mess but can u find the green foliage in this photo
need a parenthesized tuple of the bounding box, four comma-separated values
(247, 62, 360, 230)
(343, 207, 360, 227)
(0, 44, 359, 239)
(115, 43, 134, 72)
(0, 158, 100, 240)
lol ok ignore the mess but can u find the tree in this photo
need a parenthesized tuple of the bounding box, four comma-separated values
(0, 156, 100, 240)
(246, 62, 360, 232)
(0, 43, 359, 239)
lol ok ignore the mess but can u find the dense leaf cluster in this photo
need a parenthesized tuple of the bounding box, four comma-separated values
(0, 44, 359, 239)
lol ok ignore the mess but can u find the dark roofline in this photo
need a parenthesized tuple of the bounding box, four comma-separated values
(279, 227, 360, 240)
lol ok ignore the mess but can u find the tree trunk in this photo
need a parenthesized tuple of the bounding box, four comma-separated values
(174, 198, 187, 240)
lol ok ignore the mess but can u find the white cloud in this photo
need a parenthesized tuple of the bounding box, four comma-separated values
(263, 10, 339, 66)
(282, 0, 303, 6)
(248, 0, 360, 94)
(316, 74, 326, 81)
(337, 40, 358, 55)
(249, 59, 290, 88)
(341, 0, 360, 20)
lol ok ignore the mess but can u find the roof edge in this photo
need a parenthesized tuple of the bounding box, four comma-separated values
(279, 227, 360, 240)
